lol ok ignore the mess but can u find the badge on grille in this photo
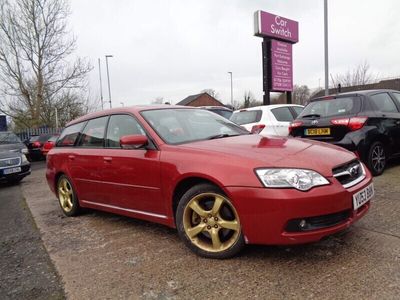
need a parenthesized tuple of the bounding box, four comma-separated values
(311, 120, 319, 125)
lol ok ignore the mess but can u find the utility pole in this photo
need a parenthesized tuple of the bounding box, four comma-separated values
(105, 55, 113, 108)
(228, 71, 233, 106)
(324, 0, 329, 95)
(55, 108, 59, 129)
(98, 58, 104, 110)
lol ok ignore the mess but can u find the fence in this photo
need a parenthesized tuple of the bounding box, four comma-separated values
(16, 127, 62, 141)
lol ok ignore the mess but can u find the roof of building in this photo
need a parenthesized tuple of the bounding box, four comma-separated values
(176, 92, 225, 106)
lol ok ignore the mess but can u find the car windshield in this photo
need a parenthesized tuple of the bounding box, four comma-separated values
(230, 110, 262, 125)
(0, 132, 21, 144)
(141, 108, 249, 144)
(300, 97, 361, 118)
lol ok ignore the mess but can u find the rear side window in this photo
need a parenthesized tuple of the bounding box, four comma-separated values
(292, 106, 304, 117)
(370, 93, 398, 113)
(79, 116, 109, 148)
(106, 115, 145, 148)
(230, 110, 262, 125)
(271, 107, 294, 122)
(57, 122, 85, 147)
(392, 92, 400, 106)
(300, 97, 361, 118)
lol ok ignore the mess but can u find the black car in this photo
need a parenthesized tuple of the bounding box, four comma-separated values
(289, 89, 400, 175)
(200, 106, 233, 119)
(26, 133, 53, 160)
(0, 131, 29, 155)
(0, 150, 31, 184)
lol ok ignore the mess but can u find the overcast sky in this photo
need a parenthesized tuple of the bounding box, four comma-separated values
(69, 0, 400, 107)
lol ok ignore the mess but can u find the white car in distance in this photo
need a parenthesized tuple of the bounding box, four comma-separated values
(230, 104, 304, 136)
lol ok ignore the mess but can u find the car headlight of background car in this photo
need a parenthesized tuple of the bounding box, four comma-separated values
(256, 168, 329, 191)
(21, 154, 28, 163)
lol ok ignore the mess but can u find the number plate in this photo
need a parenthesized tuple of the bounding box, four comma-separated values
(353, 183, 374, 210)
(3, 167, 22, 175)
(304, 128, 331, 136)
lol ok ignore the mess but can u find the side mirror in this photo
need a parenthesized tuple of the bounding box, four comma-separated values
(120, 135, 148, 149)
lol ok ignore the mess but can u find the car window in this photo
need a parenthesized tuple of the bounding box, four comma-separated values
(300, 97, 361, 118)
(292, 106, 304, 117)
(0, 132, 21, 144)
(271, 107, 294, 122)
(57, 122, 85, 147)
(106, 115, 146, 148)
(48, 136, 59, 142)
(211, 109, 233, 119)
(79, 116, 108, 148)
(390, 92, 400, 107)
(370, 93, 398, 113)
(230, 110, 262, 125)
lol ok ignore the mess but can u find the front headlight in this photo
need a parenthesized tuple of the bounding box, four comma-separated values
(21, 154, 28, 163)
(21, 148, 29, 154)
(255, 168, 330, 191)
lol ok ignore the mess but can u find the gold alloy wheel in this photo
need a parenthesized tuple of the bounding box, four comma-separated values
(58, 177, 74, 213)
(183, 193, 241, 253)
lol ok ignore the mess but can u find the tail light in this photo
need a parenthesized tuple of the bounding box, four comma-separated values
(251, 124, 265, 134)
(331, 117, 368, 131)
(32, 141, 41, 148)
(288, 121, 303, 134)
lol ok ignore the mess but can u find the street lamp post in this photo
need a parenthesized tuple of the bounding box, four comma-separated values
(98, 58, 104, 110)
(228, 71, 233, 106)
(105, 55, 113, 108)
(324, 0, 329, 95)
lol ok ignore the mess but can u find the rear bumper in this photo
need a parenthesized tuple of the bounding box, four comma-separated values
(225, 174, 372, 245)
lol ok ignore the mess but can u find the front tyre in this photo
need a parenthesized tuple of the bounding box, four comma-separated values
(367, 141, 386, 176)
(57, 175, 81, 216)
(176, 183, 244, 259)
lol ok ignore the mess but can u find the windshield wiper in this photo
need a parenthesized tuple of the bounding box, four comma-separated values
(301, 113, 321, 118)
(207, 133, 239, 140)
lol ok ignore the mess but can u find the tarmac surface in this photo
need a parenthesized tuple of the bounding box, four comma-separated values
(2, 160, 400, 299)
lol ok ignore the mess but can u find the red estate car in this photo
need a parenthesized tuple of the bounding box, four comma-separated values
(46, 106, 374, 258)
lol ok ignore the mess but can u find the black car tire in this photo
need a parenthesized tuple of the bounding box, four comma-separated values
(176, 183, 245, 259)
(367, 141, 386, 176)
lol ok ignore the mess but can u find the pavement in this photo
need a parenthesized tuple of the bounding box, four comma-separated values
(2, 160, 400, 299)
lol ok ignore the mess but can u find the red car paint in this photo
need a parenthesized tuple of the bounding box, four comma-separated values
(46, 106, 372, 245)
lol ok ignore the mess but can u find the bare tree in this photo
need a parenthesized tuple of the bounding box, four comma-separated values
(201, 89, 219, 99)
(243, 90, 254, 108)
(292, 85, 310, 105)
(0, 0, 92, 128)
(151, 97, 164, 104)
(333, 61, 377, 87)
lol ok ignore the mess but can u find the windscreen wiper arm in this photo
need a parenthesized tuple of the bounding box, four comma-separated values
(301, 114, 321, 118)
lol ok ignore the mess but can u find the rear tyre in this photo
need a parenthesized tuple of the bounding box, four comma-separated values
(367, 141, 386, 176)
(176, 183, 245, 259)
(57, 175, 81, 216)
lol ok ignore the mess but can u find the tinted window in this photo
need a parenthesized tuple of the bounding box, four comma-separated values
(209, 109, 233, 119)
(271, 107, 294, 122)
(38, 134, 53, 142)
(79, 117, 108, 148)
(230, 110, 262, 125)
(392, 93, 400, 106)
(57, 122, 85, 147)
(292, 106, 304, 117)
(300, 97, 361, 118)
(370, 93, 398, 113)
(0, 132, 21, 144)
(106, 115, 145, 148)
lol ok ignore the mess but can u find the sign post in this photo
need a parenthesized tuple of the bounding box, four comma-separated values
(254, 11, 298, 105)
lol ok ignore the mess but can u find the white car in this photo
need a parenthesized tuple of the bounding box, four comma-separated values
(230, 104, 304, 136)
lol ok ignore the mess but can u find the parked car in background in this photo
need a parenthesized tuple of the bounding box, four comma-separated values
(0, 131, 29, 155)
(230, 104, 304, 136)
(289, 89, 400, 175)
(46, 105, 372, 259)
(200, 106, 233, 119)
(26, 133, 53, 160)
(41, 134, 59, 156)
(0, 149, 31, 184)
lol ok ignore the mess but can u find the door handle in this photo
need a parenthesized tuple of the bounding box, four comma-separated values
(103, 157, 112, 162)
(68, 155, 75, 160)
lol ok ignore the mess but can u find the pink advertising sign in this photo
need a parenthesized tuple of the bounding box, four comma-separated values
(254, 10, 299, 44)
(271, 40, 293, 92)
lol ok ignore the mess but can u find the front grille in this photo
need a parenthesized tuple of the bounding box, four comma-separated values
(0, 157, 21, 169)
(333, 160, 365, 188)
(285, 210, 351, 232)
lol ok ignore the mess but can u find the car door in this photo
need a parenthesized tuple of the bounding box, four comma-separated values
(369, 92, 400, 154)
(269, 106, 296, 136)
(101, 114, 163, 216)
(71, 116, 110, 205)
(388, 92, 400, 153)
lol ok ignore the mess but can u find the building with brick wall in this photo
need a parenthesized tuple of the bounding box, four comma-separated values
(176, 93, 225, 107)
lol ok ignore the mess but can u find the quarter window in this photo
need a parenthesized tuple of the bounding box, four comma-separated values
(370, 93, 398, 113)
(78, 117, 108, 148)
(271, 107, 294, 122)
(106, 115, 146, 148)
(57, 122, 85, 147)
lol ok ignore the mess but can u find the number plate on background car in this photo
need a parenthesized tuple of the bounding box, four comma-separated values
(304, 128, 331, 136)
(3, 167, 21, 175)
(353, 183, 374, 210)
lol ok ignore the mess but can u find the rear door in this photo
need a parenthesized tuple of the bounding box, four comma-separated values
(269, 106, 297, 136)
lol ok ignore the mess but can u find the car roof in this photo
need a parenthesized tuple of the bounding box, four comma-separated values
(66, 105, 195, 126)
(233, 104, 304, 112)
(312, 89, 400, 101)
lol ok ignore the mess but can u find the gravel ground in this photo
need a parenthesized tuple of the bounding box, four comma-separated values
(10, 160, 400, 299)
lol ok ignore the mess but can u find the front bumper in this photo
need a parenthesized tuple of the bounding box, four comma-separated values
(0, 164, 31, 182)
(225, 174, 372, 245)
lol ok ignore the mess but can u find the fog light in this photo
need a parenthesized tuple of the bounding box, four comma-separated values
(299, 219, 307, 228)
